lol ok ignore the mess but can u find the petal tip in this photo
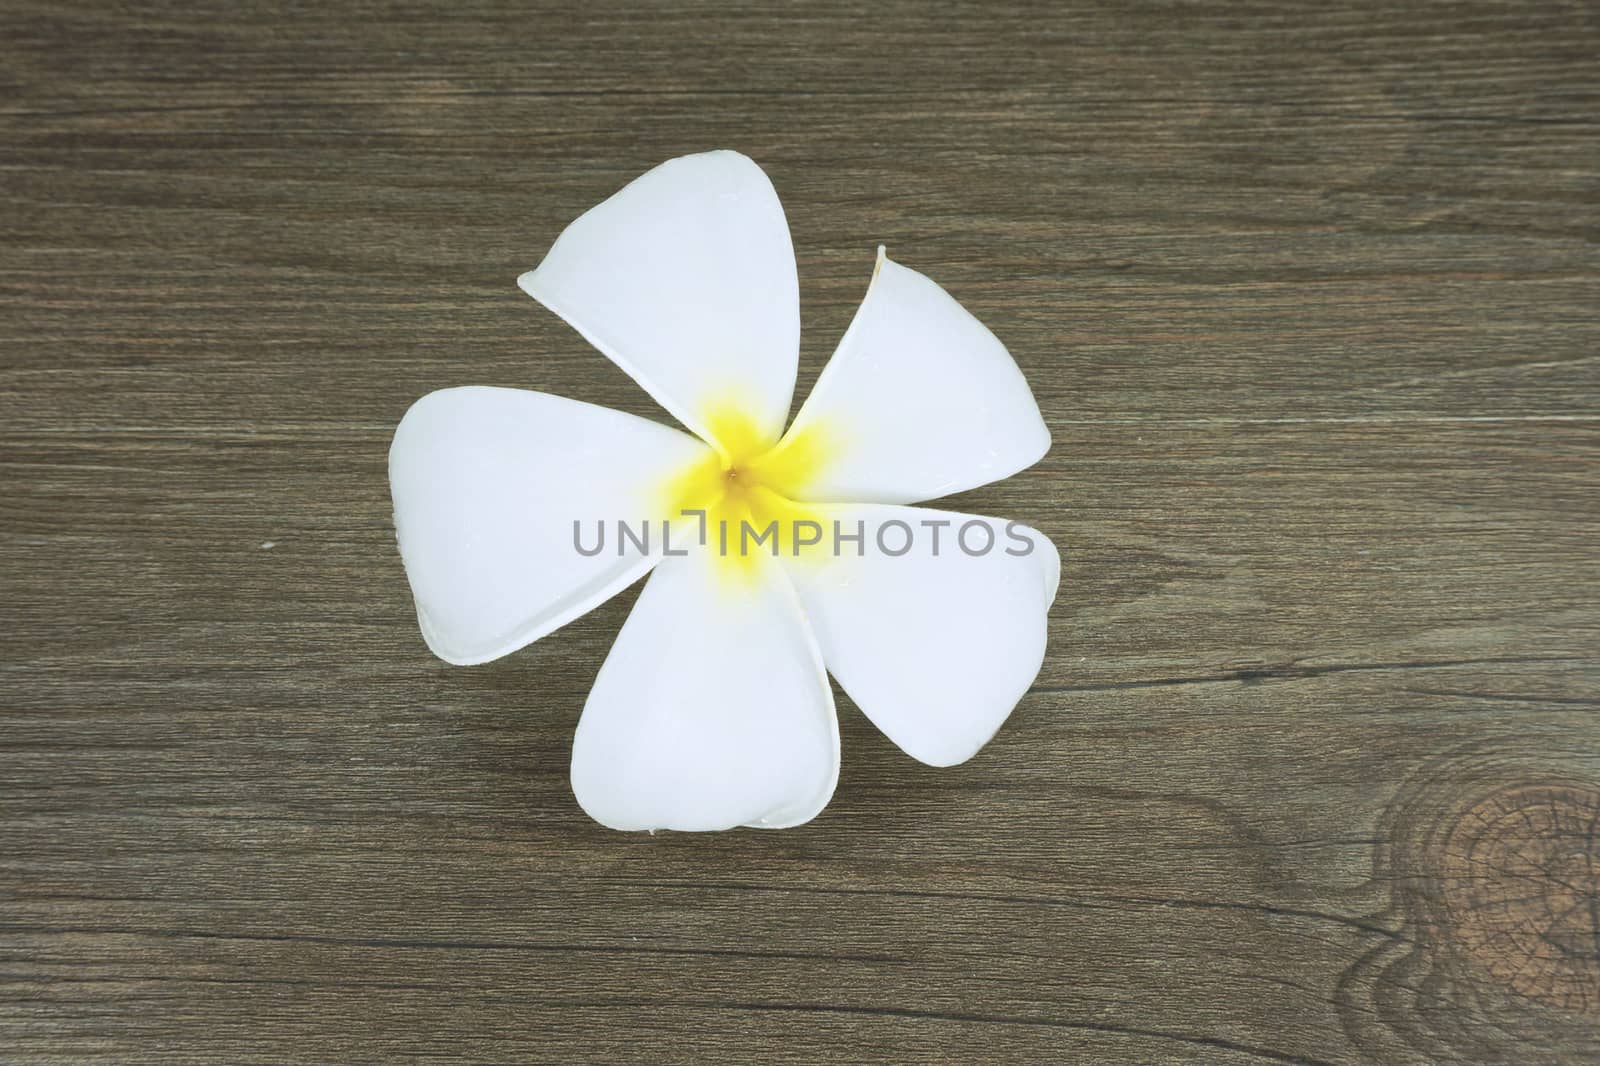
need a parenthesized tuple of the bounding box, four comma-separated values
(415, 606, 499, 667)
(906, 738, 985, 769)
(698, 147, 758, 165)
(1026, 417, 1053, 466)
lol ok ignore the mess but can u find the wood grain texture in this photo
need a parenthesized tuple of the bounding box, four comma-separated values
(3, 1, 1598, 1062)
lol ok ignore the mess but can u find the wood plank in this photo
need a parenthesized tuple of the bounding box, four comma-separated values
(3, 2, 1597, 1062)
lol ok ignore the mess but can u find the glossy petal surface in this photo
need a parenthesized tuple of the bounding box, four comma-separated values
(519, 150, 800, 447)
(778, 249, 1049, 504)
(571, 550, 839, 831)
(389, 386, 711, 665)
(783, 505, 1059, 766)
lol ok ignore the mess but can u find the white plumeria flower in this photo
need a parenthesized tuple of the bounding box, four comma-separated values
(389, 150, 1059, 832)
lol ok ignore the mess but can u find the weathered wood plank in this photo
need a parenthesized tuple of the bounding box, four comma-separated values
(2, 2, 1597, 1062)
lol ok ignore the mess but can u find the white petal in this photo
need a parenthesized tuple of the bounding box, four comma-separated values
(778, 249, 1049, 504)
(389, 387, 712, 666)
(519, 150, 800, 448)
(571, 550, 839, 832)
(783, 506, 1059, 767)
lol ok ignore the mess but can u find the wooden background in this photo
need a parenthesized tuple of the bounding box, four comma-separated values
(3, 2, 1598, 1062)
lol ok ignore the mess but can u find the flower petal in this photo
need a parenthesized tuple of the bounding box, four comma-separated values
(783, 505, 1058, 767)
(571, 550, 839, 832)
(389, 386, 712, 666)
(776, 249, 1049, 504)
(519, 150, 800, 448)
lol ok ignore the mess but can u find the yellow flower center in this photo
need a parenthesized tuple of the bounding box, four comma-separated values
(659, 400, 834, 577)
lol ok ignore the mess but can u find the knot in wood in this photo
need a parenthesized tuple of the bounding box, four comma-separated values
(1436, 783, 1600, 1011)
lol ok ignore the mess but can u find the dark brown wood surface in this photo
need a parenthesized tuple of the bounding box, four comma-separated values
(3, 2, 1598, 1062)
